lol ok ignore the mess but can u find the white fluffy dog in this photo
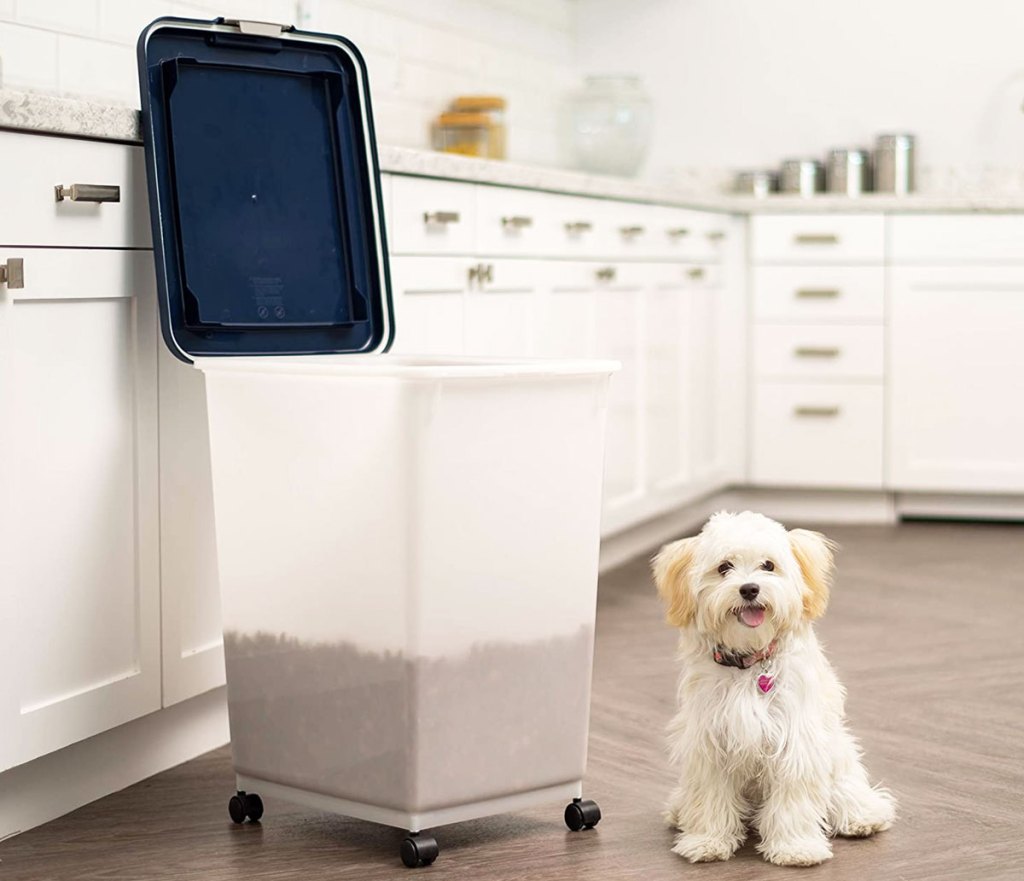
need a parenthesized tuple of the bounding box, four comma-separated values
(652, 511, 895, 866)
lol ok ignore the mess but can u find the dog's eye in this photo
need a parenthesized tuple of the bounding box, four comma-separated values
(717, 561, 733, 575)
(761, 560, 775, 572)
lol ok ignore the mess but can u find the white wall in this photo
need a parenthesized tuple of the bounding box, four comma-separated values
(576, 0, 1024, 187)
(0, 0, 576, 165)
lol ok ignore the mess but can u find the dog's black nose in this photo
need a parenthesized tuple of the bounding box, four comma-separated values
(739, 583, 760, 601)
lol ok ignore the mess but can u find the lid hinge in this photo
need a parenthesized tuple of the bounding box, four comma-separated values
(220, 18, 294, 36)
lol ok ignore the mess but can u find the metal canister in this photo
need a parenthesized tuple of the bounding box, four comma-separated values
(827, 149, 871, 196)
(874, 134, 915, 194)
(734, 170, 779, 198)
(779, 159, 824, 196)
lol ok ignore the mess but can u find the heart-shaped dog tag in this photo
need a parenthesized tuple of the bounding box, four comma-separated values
(757, 674, 774, 694)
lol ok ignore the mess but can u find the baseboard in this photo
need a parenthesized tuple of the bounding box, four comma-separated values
(0, 686, 228, 841)
(895, 492, 1024, 521)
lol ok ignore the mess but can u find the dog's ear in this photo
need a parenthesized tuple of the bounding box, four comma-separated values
(652, 537, 698, 628)
(788, 529, 837, 620)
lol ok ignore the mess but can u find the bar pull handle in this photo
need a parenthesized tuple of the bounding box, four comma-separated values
(687, 266, 706, 280)
(794, 346, 840, 358)
(469, 263, 494, 285)
(54, 183, 120, 203)
(619, 225, 645, 237)
(423, 210, 460, 225)
(0, 257, 24, 289)
(501, 215, 533, 229)
(794, 405, 840, 417)
(564, 221, 593, 233)
(667, 227, 690, 238)
(795, 288, 840, 299)
(596, 266, 616, 282)
(794, 233, 839, 245)
(706, 230, 726, 242)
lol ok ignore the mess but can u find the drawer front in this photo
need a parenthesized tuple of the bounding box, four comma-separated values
(543, 194, 618, 257)
(475, 186, 550, 256)
(389, 176, 477, 254)
(890, 215, 1024, 262)
(752, 214, 884, 263)
(754, 325, 884, 379)
(0, 130, 151, 248)
(751, 382, 884, 488)
(753, 266, 884, 322)
(647, 207, 730, 261)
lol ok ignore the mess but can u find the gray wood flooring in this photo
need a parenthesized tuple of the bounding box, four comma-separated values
(2, 521, 1022, 880)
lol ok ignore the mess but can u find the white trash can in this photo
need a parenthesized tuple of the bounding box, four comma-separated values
(139, 17, 616, 868)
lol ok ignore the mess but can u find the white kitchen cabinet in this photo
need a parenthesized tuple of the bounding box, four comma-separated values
(464, 259, 542, 356)
(889, 266, 1024, 492)
(0, 248, 161, 770)
(389, 255, 470, 355)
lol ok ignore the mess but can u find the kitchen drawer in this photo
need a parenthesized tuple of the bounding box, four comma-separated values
(0, 130, 151, 248)
(541, 194, 617, 257)
(753, 266, 884, 323)
(475, 185, 550, 256)
(389, 176, 477, 254)
(754, 325, 884, 379)
(751, 214, 884, 263)
(647, 206, 729, 261)
(889, 215, 1024, 263)
(751, 382, 884, 489)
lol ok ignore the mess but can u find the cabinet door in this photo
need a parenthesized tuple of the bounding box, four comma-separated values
(534, 261, 597, 358)
(159, 345, 225, 705)
(889, 266, 1024, 492)
(389, 256, 470, 355)
(464, 259, 540, 356)
(0, 249, 160, 770)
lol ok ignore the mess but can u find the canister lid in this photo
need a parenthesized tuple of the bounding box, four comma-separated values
(137, 17, 393, 362)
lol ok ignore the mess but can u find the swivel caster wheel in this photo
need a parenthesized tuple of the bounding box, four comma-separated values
(228, 791, 264, 824)
(564, 798, 601, 831)
(400, 834, 439, 868)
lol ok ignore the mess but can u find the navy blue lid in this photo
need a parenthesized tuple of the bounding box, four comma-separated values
(137, 17, 393, 362)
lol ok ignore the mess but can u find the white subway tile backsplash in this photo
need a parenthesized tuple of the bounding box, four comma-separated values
(2, 0, 578, 164)
(0, 21, 59, 90)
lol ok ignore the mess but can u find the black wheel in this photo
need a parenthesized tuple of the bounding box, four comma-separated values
(243, 792, 264, 822)
(564, 798, 601, 831)
(228, 794, 247, 824)
(400, 834, 439, 868)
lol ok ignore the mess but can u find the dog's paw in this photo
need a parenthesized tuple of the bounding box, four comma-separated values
(835, 789, 896, 838)
(760, 837, 833, 867)
(671, 832, 737, 863)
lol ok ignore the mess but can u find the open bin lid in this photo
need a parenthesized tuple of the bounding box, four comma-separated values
(137, 17, 393, 363)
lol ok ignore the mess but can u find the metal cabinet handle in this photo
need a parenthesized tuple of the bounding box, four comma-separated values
(468, 263, 494, 285)
(667, 227, 690, 238)
(0, 257, 24, 289)
(687, 266, 706, 280)
(423, 210, 460, 224)
(564, 221, 593, 233)
(795, 288, 840, 299)
(794, 405, 840, 417)
(501, 215, 533, 229)
(794, 346, 840, 358)
(706, 230, 725, 242)
(596, 266, 616, 282)
(794, 233, 838, 245)
(54, 183, 120, 203)
(619, 225, 645, 237)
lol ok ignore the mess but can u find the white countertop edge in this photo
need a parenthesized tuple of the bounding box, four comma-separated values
(5, 87, 1024, 214)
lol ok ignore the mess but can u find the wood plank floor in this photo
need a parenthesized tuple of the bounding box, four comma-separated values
(3, 521, 1023, 880)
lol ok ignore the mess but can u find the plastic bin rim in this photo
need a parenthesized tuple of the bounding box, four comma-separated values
(192, 355, 621, 380)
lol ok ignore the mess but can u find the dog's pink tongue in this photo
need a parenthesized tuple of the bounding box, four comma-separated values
(739, 607, 766, 628)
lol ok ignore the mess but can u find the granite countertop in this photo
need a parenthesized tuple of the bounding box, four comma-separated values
(5, 86, 1024, 214)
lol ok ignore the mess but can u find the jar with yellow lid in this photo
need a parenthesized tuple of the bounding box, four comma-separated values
(433, 111, 493, 158)
(450, 96, 506, 159)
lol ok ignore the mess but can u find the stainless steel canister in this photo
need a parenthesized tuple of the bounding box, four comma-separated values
(874, 134, 915, 194)
(780, 159, 824, 196)
(734, 170, 779, 198)
(827, 149, 871, 196)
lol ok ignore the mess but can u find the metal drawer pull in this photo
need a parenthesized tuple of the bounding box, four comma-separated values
(54, 183, 121, 203)
(596, 266, 616, 282)
(667, 227, 690, 238)
(564, 221, 593, 233)
(794, 346, 840, 358)
(0, 257, 24, 289)
(687, 267, 706, 280)
(706, 230, 726, 242)
(501, 215, 533, 229)
(794, 233, 839, 245)
(468, 263, 494, 284)
(423, 210, 460, 224)
(795, 288, 840, 299)
(619, 225, 645, 236)
(794, 405, 840, 417)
